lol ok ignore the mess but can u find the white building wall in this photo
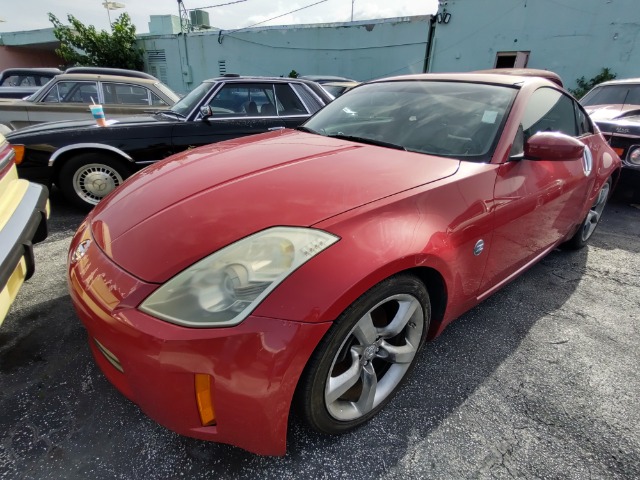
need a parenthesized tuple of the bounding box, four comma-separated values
(429, 0, 640, 90)
(138, 16, 432, 94)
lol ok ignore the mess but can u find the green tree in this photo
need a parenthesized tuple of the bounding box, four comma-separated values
(569, 67, 616, 99)
(48, 12, 144, 70)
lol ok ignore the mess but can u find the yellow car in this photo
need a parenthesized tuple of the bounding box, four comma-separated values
(0, 132, 49, 324)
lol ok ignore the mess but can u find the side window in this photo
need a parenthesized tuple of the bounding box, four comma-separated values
(207, 83, 276, 117)
(151, 92, 168, 106)
(102, 83, 151, 105)
(521, 88, 578, 140)
(575, 102, 593, 137)
(291, 83, 322, 112)
(43, 81, 98, 104)
(274, 84, 308, 116)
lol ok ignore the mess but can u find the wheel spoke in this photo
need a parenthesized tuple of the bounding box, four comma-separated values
(377, 339, 417, 364)
(326, 348, 362, 404)
(378, 297, 419, 338)
(352, 312, 378, 344)
(354, 362, 377, 414)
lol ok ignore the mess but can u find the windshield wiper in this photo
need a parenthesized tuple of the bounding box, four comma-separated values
(157, 110, 186, 119)
(327, 134, 407, 151)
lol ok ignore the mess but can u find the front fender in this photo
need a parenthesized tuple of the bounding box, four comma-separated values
(49, 143, 133, 167)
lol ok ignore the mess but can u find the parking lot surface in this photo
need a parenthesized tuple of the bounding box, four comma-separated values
(1, 190, 639, 479)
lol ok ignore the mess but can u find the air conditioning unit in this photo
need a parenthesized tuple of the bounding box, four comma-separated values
(189, 9, 210, 28)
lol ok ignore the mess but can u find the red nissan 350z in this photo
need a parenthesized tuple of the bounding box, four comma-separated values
(67, 73, 620, 455)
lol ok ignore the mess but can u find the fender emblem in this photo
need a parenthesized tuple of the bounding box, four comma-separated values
(474, 239, 485, 256)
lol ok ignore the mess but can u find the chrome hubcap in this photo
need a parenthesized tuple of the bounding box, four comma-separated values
(73, 163, 124, 205)
(324, 294, 424, 421)
(581, 182, 610, 242)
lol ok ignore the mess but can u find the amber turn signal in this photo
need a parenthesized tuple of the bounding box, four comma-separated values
(195, 374, 216, 426)
(11, 145, 25, 165)
(612, 147, 624, 158)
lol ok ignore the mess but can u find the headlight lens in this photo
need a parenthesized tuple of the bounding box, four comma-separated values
(140, 227, 339, 327)
(627, 146, 640, 166)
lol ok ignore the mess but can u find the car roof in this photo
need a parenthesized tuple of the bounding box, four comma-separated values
(51, 73, 159, 85)
(472, 68, 564, 87)
(1, 67, 63, 74)
(372, 72, 562, 88)
(592, 78, 640, 87)
(64, 67, 158, 80)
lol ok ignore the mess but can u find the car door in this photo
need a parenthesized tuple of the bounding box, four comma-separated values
(26, 80, 99, 125)
(480, 87, 592, 293)
(170, 82, 286, 152)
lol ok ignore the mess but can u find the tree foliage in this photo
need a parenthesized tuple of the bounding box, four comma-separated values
(569, 67, 617, 99)
(48, 13, 144, 70)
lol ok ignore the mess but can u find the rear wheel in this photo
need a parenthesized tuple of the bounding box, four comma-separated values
(298, 274, 430, 434)
(563, 178, 611, 250)
(58, 153, 131, 210)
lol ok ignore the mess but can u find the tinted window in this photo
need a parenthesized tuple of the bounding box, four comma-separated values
(522, 88, 577, 139)
(575, 102, 593, 136)
(304, 81, 517, 161)
(291, 83, 322, 112)
(207, 83, 276, 117)
(274, 84, 308, 116)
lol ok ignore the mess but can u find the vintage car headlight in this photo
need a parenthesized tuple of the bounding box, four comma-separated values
(140, 227, 339, 327)
(627, 146, 640, 166)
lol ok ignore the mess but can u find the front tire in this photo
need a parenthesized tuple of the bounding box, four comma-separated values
(58, 153, 131, 210)
(298, 274, 430, 434)
(563, 178, 612, 250)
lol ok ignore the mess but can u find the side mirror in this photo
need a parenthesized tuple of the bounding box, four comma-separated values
(524, 132, 584, 161)
(200, 105, 212, 119)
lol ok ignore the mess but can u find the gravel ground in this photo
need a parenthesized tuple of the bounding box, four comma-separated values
(1, 189, 639, 479)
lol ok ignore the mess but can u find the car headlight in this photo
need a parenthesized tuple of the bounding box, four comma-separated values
(139, 227, 339, 327)
(627, 146, 640, 166)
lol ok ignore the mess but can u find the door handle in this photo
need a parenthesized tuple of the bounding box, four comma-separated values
(268, 126, 285, 131)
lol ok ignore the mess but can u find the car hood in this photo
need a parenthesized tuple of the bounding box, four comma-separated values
(5, 114, 173, 138)
(585, 104, 640, 121)
(89, 130, 460, 283)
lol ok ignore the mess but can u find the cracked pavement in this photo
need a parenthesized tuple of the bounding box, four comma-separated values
(1, 189, 639, 479)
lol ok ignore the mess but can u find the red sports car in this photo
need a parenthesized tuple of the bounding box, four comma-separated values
(67, 73, 620, 455)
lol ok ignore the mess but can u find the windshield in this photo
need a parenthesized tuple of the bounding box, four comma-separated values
(581, 84, 640, 107)
(170, 81, 214, 117)
(304, 81, 517, 161)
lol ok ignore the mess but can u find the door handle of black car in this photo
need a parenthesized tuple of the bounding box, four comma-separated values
(268, 126, 285, 131)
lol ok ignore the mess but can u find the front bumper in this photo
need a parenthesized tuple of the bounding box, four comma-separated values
(0, 176, 49, 323)
(67, 225, 331, 456)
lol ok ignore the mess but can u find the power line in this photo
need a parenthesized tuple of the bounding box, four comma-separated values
(187, 0, 248, 11)
(226, 0, 329, 33)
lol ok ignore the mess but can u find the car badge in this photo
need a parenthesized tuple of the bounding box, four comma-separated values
(72, 240, 91, 263)
(473, 239, 485, 256)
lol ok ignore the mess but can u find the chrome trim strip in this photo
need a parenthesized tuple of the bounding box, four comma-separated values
(0, 148, 14, 171)
(49, 143, 133, 167)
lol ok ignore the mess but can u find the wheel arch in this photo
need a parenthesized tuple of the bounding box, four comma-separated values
(50, 144, 133, 184)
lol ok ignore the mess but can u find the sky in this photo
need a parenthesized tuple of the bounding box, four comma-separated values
(0, 0, 439, 34)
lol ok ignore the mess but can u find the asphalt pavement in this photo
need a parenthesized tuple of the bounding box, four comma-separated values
(1, 188, 639, 479)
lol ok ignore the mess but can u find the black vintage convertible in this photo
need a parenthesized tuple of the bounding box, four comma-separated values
(6, 76, 332, 209)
